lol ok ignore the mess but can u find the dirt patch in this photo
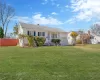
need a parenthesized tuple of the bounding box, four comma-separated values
(74, 46, 100, 51)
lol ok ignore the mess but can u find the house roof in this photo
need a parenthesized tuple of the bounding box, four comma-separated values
(19, 22, 66, 33)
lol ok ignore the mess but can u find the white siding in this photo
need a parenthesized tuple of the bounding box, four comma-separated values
(60, 33, 68, 46)
(18, 25, 68, 46)
(91, 35, 100, 44)
(18, 24, 23, 34)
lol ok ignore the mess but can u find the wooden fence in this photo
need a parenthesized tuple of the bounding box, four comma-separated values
(0, 38, 19, 46)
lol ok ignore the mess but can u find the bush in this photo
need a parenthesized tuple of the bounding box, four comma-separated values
(70, 31, 78, 38)
(0, 27, 4, 38)
(70, 31, 78, 45)
(34, 37, 46, 46)
(76, 39, 82, 44)
(51, 39, 61, 46)
(27, 35, 34, 47)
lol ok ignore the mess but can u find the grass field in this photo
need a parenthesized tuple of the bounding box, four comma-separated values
(0, 45, 100, 80)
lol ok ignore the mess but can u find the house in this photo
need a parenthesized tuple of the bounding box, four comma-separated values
(90, 33, 100, 44)
(67, 31, 91, 45)
(18, 22, 68, 47)
(90, 23, 100, 44)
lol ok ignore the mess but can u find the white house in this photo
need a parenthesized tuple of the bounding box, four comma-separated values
(90, 33, 100, 44)
(67, 31, 81, 45)
(18, 22, 68, 47)
(67, 31, 91, 45)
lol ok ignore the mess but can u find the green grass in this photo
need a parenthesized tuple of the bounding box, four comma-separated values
(0, 46, 100, 80)
(84, 44, 100, 49)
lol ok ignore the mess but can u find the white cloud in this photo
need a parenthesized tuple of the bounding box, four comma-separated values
(67, 0, 100, 23)
(65, 5, 69, 8)
(66, 18, 75, 24)
(32, 14, 63, 25)
(13, 14, 63, 25)
(13, 16, 31, 23)
(42, 0, 57, 6)
(42, 0, 48, 5)
(51, 12, 58, 15)
(57, 4, 60, 7)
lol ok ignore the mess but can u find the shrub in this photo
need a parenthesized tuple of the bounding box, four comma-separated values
(34, 37, 46, 46)
(51, 39, 61, 46)
(76, 39, 82, 44)
(70, 31, 78, 38)
(27, 35, 34, 47)
(0, 27, 4, 38)
(70, 31, 78, 45)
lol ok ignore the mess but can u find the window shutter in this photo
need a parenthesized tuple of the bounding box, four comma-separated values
(34, 31, 36, 36)
(27, 31, 29, 35)
(38, 32, 39, 36)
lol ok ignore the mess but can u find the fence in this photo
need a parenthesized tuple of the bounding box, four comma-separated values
(0, 38, 19, 46)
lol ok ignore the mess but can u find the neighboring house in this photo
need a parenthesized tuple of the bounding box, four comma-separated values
(90, 33, 100, 44)
(18, 22, 68, 47)
(67, 31, 81, 45)
(90, 23, 100, 44)
(67, 31, 91, 45)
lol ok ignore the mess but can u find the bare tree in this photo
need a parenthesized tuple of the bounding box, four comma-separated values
(91, 23, 100, 36)
(0, 1, 15, 37)
(78, 30, 84, 44)
(78, 30, 90, 44)
(13, 23, 18, 35)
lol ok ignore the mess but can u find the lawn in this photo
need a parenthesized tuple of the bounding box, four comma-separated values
(0, 45, 100, 80)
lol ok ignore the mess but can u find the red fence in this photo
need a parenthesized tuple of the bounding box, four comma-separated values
(0, 38, 19, 46)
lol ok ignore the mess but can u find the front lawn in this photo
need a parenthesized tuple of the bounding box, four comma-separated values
(84, 44, 100, 49)
(0, 46, 100, 80)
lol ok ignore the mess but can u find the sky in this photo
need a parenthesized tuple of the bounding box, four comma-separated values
(5, 0, 100, 33)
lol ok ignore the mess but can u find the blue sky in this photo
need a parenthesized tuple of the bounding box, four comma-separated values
(5, 0, 100, 33)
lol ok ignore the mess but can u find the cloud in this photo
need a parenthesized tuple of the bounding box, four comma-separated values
(65, 5, 69, 8)
(67, 0, 100, 23)
(13, 14, 63, 25)
(13, 16, 31, 23)
(32, 13, 63, 25)
(28, 5, 33, 10)
(57, 4, 60, 7)
(42, 0, 57, 6)
(51, 12, 58, 15)
(66, 18, 75, 24)
(42, 0, 48, 5)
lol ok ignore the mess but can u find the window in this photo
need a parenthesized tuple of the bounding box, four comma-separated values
(52, 34, 57, 39)
(27, 31, 31, 35)
(34, 31, 36, 36)
(38, 32, 45, 36)
(27, 31, 29, 35)
(38, 32, 41, 36)
(38, 32, 40, 36)
(42, 32, 45, 36)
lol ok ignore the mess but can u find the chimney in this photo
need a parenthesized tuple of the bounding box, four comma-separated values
(88, 30, 90, 35)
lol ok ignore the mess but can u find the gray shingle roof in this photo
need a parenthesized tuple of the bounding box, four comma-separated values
(19, 22, 66, 32)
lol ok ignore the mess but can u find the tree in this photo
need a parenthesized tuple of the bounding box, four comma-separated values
(0, 1, 15, 37)
(78, 30, 84, 44)
(26, 35, 34, 47)
(91, 23, 100, 36)
(18, 34, 26, 47)
(13, 23, 18, 36)
(79, 30, 90, 44)
(70, 31, 78, 45)
(0, 27, 4, 38)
